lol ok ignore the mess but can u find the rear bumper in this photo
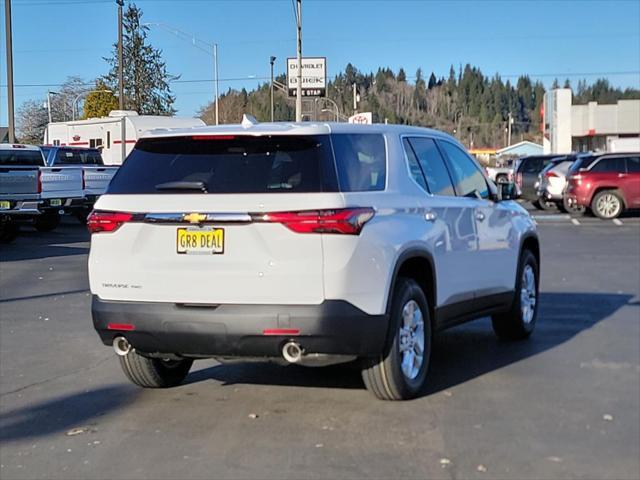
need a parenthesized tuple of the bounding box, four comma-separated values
(92, 296, 390, 358)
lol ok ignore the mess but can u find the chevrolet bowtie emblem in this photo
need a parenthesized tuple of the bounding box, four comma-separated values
(183, 213, 208, 224)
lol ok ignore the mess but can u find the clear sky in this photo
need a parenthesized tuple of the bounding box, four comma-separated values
(1, 0, 639, 125)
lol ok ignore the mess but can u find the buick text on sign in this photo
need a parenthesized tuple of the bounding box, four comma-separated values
(287, 57, 327, 97)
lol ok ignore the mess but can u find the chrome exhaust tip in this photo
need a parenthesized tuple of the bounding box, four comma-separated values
(282, 341, 303, 363)
(113, 336, 131, 356)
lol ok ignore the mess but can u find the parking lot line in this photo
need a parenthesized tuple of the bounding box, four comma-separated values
(613, 218, 623, 226)
(571, 218, 580, 225)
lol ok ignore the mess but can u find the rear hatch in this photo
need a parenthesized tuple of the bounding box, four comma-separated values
(89, 134, 384, 305)
(48, 147, 109, 197)
(39, 167, 83, 200)
(0, 147, 45, 198)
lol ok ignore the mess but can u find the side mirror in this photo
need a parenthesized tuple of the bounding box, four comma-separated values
(498, 181, 518, 201)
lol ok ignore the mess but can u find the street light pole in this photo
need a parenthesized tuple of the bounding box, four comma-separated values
(270, 56, 276, 122)
(117, 0, 125, 110)
(295, 0, 302, 122)
(5, 0, 15, 142)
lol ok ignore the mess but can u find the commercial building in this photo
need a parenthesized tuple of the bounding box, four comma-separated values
(543, 88, 640, 154)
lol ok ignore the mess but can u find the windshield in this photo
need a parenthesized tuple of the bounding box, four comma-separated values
(54, 149, 104, 165)
(0, 148, 45, 166)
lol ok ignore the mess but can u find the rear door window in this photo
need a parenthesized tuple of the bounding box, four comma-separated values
(438, 140, 489, 199)
(0, 149, 45, 166)
(402, 138, 428, 191)
(108, 135, 339, 194)
(626, 157, 640, 173)
(331, 134, 386, 191)
(590, 157, 625, 173)
(405, 137, 455, 196)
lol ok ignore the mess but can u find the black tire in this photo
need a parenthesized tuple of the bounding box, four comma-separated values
(361, 277, 432, 400)
(119, 350, 193, 388)
(75, 210, 89, 224)
(34, 211, 61, 232)
(562, 196, 585, 216)
(0, 220, 19, 244)
(591, 189, 624, 220)
(492, 249, 539, 341)
(534, 198, 557, 211)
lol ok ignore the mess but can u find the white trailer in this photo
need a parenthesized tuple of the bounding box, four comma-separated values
(44, 111, 205, 165)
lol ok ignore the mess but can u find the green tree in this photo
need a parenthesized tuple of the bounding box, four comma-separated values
(83, 81, 119, 119)
(103, 3, 177, 115)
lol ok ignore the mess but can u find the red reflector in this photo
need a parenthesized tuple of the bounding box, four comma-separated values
(255, 208, 375, 235)
(191, 135, 236, 140)
(87, 210, 134, 233)
(107, 323, 135, 331)
(545, 171, 558, 178)
(263, 328, 300, 336)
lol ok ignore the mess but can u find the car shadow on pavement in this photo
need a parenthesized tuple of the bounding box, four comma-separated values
(1, 224, 89, 262)
(185, 292, 634, 398)
(423, 292, 635, 397)
(0, 385, 137, 443)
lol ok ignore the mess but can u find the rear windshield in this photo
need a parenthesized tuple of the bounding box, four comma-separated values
(107, 134, 387, 194)
(0, 149, 45, 166)
(54, 149, 104, 165)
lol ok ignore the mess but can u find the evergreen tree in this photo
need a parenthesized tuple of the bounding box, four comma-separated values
(428, 72, 437, 90)
(103, 3, 177, 115)
(397, 68, 407, 83)
(83, 80, 119, 119)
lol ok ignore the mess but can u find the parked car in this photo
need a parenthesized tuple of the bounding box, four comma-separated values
(0, 143, 83, 235)
(485, 160, 514, 184)
(534, 156, 577, 210)
(40, 146, 119, 220)
(514, 154, 565, 203)
(88, 120, 540, 401)
(564, 153, 640, 219)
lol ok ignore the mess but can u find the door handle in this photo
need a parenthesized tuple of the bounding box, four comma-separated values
(475, 211, 486, 222)
(424, 211, 437, 222)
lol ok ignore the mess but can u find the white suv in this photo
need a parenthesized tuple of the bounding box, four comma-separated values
(88, 121, 540, 400)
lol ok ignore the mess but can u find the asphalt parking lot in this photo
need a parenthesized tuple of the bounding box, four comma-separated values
(1, 215, 639, 480)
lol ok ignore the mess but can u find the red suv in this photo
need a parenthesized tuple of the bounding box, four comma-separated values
(564, 153, 640, 219)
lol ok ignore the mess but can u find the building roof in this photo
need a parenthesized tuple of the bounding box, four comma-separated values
(496, 140, 543, 155)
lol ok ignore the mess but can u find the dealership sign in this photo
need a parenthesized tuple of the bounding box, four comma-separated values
(287, 57, 326, 97)
(348, 112, 373, 124)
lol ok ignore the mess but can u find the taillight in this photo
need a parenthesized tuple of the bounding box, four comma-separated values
(87, 210, 134, 233)
(37, 170, 42, 193)
(254, 208, 375, 235)
(545, 171, 559, 179)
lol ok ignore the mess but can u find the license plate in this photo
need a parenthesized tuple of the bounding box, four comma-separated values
(50, 199, 62, 207)
(0, 201, 10, 210)
(177, 227, 224, 255)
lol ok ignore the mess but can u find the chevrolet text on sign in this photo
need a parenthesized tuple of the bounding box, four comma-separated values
(287, 57, 326, 97)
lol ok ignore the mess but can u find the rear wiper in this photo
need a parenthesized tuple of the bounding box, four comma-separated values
(155, 181, 208, 192)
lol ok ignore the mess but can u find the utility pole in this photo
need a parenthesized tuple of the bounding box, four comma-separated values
(270, 56, 276, 122)
(507, 111, 513, 147)
(116, 0, 126, 162)
(117, 0, 124, 110)
(352, 83, 358, 113)
(295, 0, 302, 122)
(5, 0, 16, 142)
(214, 43, 219, 125)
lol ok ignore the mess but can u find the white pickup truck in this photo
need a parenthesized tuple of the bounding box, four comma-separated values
(40, 146, 119, 220)
(0, 144, 83, 239)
